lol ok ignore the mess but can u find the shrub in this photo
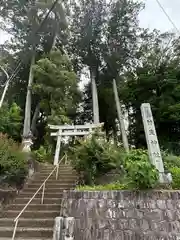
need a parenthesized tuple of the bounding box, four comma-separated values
(163, 154, 180, 169)
(0, 134, 27, 186)
(0, 103, 22, 141)
(69, 136, 125, 185)
(169, 167, 180, 189)
(76, 182, 128, 191)
(124, 149, 159, 189)
(125, 160, 159, 189)
(33, 145, 52, 163)
(125, 149, 149, 162)
(72, 142, 160, 190)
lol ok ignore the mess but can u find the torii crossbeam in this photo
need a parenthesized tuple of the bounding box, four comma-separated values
(49, 123, 103, 165)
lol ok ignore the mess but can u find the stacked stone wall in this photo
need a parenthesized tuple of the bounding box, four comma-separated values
(61, 190, 180, 240)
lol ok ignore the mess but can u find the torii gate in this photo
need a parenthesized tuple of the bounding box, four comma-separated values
(49, 123, 103, 165)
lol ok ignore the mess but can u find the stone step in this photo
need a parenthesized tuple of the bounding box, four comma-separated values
(30, 179, 77, 184)
(26, 183, 75, 188)
(34, 173, 77, 179)
(7, 204, 60, 211)
(0, 227, 53, 238)
(36, 169, 75, 174)
(23, 188, 74, 193)
(39, 168, 54, 171)
(14, 197, 61, 205)
(40, 169, 73, 172)
(40, 169, 74, 173)
(33, 176, 77, 181)
(39, 173, 76, 178)
(0, 163, 76, 240)
(40, 168, 74, 173)
(0, 218, 54, 228)
(41, 164, 72, 167)
(1, 210, 59, 219)
(40, 164, 71, 168)
(18, 192, 63, 198)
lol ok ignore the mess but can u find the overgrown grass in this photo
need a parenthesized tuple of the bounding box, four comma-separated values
(169, 167, 180, 190)
(76, 182, 129, 191)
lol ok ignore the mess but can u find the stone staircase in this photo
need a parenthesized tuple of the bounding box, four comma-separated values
(0, 164, 77, 240)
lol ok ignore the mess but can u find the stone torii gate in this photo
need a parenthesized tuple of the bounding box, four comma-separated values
(49, 123, 103, 165)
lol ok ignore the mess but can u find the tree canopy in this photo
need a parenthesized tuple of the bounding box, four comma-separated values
(0, 0, 180, 155)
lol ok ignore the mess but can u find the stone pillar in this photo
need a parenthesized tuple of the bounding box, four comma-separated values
(22, 139, 33, 153)
(53, 217, 75, 240)
(64, 217, 75, 240)
(54, 130, 62, 165)
(141, 103, 172, 183)
(53, 217, 63, 240)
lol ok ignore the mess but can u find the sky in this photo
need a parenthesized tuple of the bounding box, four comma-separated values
(0, 0, 179, 44)
(139, 0, 180, 33)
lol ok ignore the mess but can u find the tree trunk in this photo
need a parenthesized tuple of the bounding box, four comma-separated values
(51, 32, 58, 49)
(113, 78, 129, 153)
(0, 66, 9, 108)
(22, 54, 35, 139)
(31, 102, 40, 136)
(90, 67, 99, 124)
(51, 15, 58, 50)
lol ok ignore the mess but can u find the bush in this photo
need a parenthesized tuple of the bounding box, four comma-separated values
(0, 103, 22, 141)
(33, 145, 52, 163)
(125, 149, 149, 162)
(169, 167, 180, 189)
(71, 140, 160, 190)
(125, 160, 159, 189)
(124, 149, 159, 189)
(76, 182, 128, 191)
(69, 136, 125, 185)
(0, 134, 27, 186)
(163, 154, 180, 169)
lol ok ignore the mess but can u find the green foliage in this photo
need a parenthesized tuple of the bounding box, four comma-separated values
(162, 142, 180, 156)
(33, 145, 52, 163)
(163, 154, 180, 170)
(33, 50, 81, 125)
(0, 134, 27, 186)
(70, 136, 125, 185)
(76, 182, 128, 191)
(159, 153, 180, 190)
(125, 149, 149, 162)
(0, 0, 68, 50)
(0, 102, 22, 141)
(71, 138, 159, 190)
(125, 160, 159, 189)
(169, 167, 180, 190)
(119, 31, 180, 148)
(124, 149, 159, 189)
(73, 0, 144, 135)
(2, 0, 180, 183)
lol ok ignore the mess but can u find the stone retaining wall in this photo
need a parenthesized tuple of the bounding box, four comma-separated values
(0, 158, 40, 213)
(0, 189, 17, 212)
(61, 190, 180, 240)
